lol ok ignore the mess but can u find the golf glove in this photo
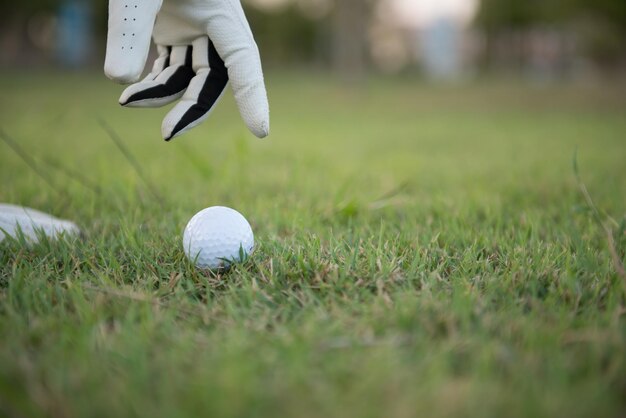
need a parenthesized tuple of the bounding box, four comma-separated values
(104, 0, 269, 141)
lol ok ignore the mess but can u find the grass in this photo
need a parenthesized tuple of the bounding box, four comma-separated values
(0, 71, 625, 418)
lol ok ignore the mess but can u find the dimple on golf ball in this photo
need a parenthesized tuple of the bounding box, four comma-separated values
(183, 206, 254, 270)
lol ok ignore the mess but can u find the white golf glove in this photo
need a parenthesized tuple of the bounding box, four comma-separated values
(104, 0, 270, 141)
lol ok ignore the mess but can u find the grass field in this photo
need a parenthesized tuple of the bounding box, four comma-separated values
(0, 72, 625, 418)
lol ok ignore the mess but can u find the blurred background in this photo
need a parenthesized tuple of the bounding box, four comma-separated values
(1, 0, 625, 79)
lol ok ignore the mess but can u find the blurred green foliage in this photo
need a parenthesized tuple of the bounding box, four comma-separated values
(0, 0, 60, 15)
(244, 5, 325, 67)
(476, 0, 626, 28)
(476, 0, 626, 66)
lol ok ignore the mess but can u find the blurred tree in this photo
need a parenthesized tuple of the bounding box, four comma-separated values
(0, 0, 62, 16)
(476, 0, 544, 30)
(571, 0, 626, 67)
(475, 0, 626, 70)
(331, 0, 370, 77)
(0, 0, 65, 66)
(244, 3, 322, 67)
(245, 0, 375, 75)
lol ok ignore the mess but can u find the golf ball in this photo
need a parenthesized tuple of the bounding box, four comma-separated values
(183, 206, 254, 270)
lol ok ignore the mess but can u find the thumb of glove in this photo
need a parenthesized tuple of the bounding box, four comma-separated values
(104, 0, 163, 84)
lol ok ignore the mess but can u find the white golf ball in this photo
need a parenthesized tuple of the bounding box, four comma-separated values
(183, 206, 254, 270)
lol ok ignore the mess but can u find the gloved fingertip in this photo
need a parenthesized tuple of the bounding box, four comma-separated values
(162, 121, 176, 141)
(163, 130, 180, 142)
(248, 118, 270, 139)
(118, 88, 133, 106)
(106, 73, 142, 85)
(241, 105, 270, 138)
(104, 64, 143, 85)
(233, 81, 270, 139)
(161, 119, 178, 142)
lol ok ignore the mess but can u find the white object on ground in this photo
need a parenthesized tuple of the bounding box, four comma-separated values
(183, 206, 254, 270)
(0, 204, 80, 243)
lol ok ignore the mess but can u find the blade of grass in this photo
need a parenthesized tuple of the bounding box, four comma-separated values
(573, 151, 626, 289)
(0, 129, 65, 197)
(97, 118, 166, 209)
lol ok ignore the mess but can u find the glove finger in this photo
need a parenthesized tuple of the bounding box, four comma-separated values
(120, 45, 195, 108)
(162, 37, 229, 141)
(105, 0, 163, 84)
(205, 0, 270, 138)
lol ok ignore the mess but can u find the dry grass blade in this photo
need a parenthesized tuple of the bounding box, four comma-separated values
(0, 129, 65, 197)
(97, 118, 166, 208)
(573, 152, 626, 289)
(82, 284, 216, 323)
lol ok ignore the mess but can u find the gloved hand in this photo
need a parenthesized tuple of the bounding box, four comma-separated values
(104, 0, 269, 141)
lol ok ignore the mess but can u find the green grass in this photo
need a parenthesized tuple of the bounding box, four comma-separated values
(0, 72, 625, 418)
